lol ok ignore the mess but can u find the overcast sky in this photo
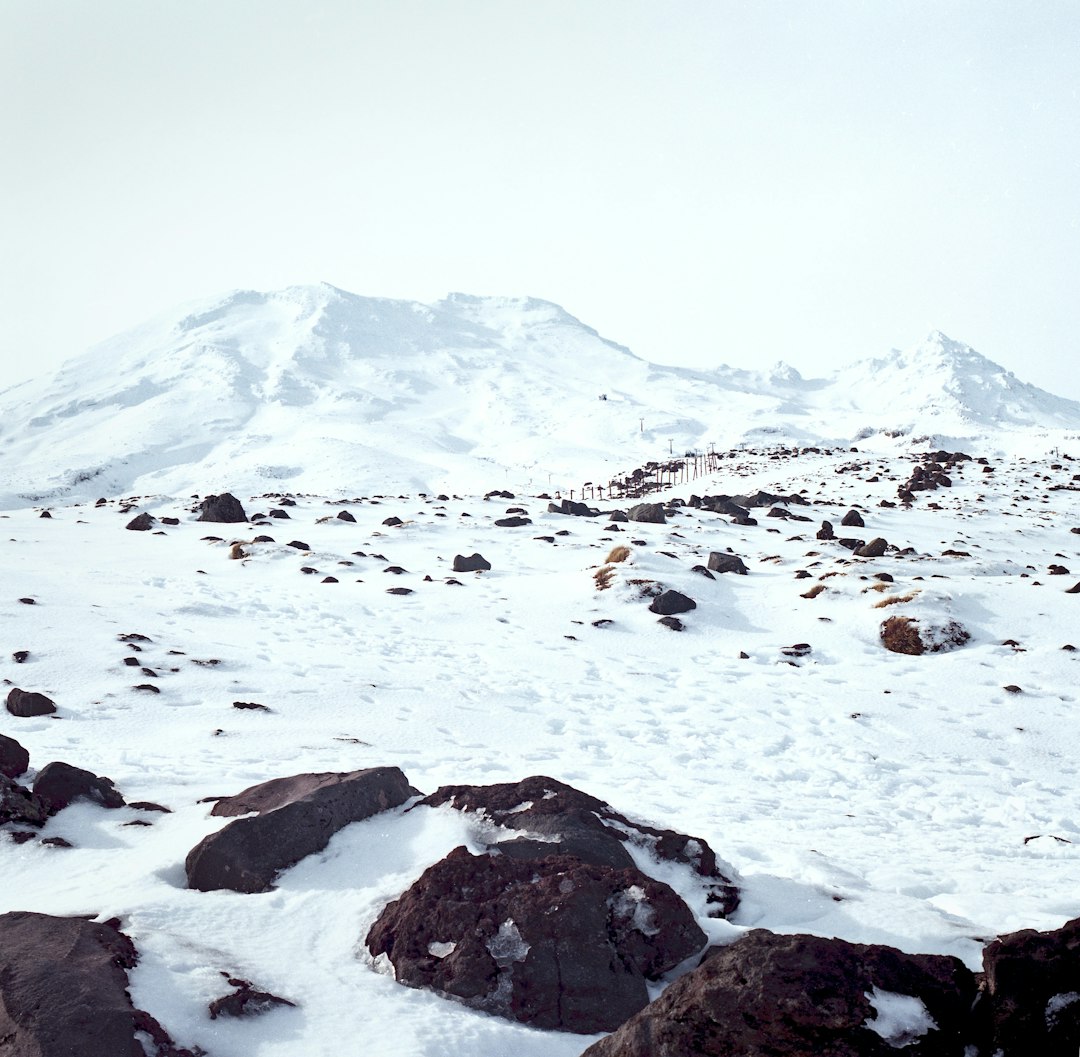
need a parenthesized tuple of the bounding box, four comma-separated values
(3, 1, 1078, 398)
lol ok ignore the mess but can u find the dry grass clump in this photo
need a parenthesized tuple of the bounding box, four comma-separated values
(872, 590, 920, 609)
(594, 565, 616, 590)
(800, 584, 827, 599)
(879, 615, 925, 655)
(605, 545, 631, 564)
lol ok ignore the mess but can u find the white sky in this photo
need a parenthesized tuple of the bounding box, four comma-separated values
(3, 0, 1079, 398)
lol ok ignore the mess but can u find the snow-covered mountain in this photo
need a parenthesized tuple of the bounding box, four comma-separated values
(0, 285, 1077, 507)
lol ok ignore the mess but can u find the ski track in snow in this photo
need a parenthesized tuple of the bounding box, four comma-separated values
(2, 439, 1079, 1056)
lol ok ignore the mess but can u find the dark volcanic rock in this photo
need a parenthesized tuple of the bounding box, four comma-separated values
(582, 929, 977, 1057)
(185, 766, 413, 893)
(841, 508, 866, 528)
(0, 911, 198, 1057)
(208, 975, 297, 1020)
(6, 687, 57, 717)
(856, 537, 889, 558)
(33, 761, 126, 815)
(0, 732, 30, 778)
(981, 915, 1080, 1056)
(419, 776, 738, 916)
(495, 516, 531, 527)
(627, 502, 667, 524)
(366, 846, 706, 1033)
(1, 774, 48, 827)
(549, 499, 600, 517)
(125, 512, 157, 531)
(452, 552, 492, 573)
(707, 551, 748, 575)
(648, 590, 697, 616)
(196, 492, 247, 523)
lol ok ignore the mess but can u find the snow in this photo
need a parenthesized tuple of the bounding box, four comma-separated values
(0, 286, 1079, 1055)
(1, 284, 1078, 509)
(864, 987, 938, 1047)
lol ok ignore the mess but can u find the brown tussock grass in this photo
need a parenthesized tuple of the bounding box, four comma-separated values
(594, 565, 616, 590)
(605, 545, 631, 564)
(801, 584, 827, 599)
(872, 590, 920, 609)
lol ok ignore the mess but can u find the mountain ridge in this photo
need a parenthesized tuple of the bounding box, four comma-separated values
(1, 284, 1077, 508)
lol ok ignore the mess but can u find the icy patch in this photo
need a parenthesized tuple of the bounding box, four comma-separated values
(1045, 991, 1080, 1029)
(486, 920, 530, 965)
(865, 988, 937, 1047)
(428, 941, 457, 959)
(610, 885, 659, 936)
(504, 801, 534, 814)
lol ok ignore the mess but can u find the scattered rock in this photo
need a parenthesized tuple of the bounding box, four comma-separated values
(32, 761, 125, 815)
(208, 975, 297, 1020)
(658, 615, 685, 631)
(494, 516, 531, 527)
(12, 649, 29, 663)
(856, 537, 889, 558)
(628, 503, 667, 524)
(185, 767, 414, 893)
(286, 540, 311, 550)
(817, 520, 836, 540)
(841, 508, 865, 528)
(125, 512, 156, 531)
(382, 516, 404, 527)
(707, 552, 748, 575)
(336, 510, 356, 523)
(648, 590, 697, 616)
(452, 553, 492, 572)
(1, 774, 47, 826)
(232, 701, 271, 712)
(0, 733, 30, 778)
(6, 687, 57, 718)
(196, 493, 248, 523)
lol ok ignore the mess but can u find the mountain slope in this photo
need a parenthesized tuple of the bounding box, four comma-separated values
(1, 286, 1077, 507)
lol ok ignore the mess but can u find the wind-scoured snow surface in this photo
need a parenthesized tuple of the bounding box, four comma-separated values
(1, 289, 1079, 1055)
(1, 284, 1078, 509)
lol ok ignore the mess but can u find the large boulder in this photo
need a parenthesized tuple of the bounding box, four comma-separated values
(582, 929, 978, 1056)
(366, 847, 706, 1033)
(6, 687, 57, 717)
(32, 761, 126, 816)
(856, 537, 889, 558)
(0, 911, 198, 1057)
(185, 766, 414, 893)
(196, 492, 248, 523)
(981, 915, 1080, 1056)
(628, 503, 666, 524)
(0, 732, 30, 778)
(707, 552, 748, 575)
(418, 776, 739, 917)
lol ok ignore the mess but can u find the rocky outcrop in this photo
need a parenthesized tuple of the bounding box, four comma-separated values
(0, 911, 199, 1057)
(366, 847, 705, 1033)
(185, 766, 413, 893)
(980, 915, 1080, 1056)
(582, 929, 977, 1056)
(418, 776, 739, 916)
